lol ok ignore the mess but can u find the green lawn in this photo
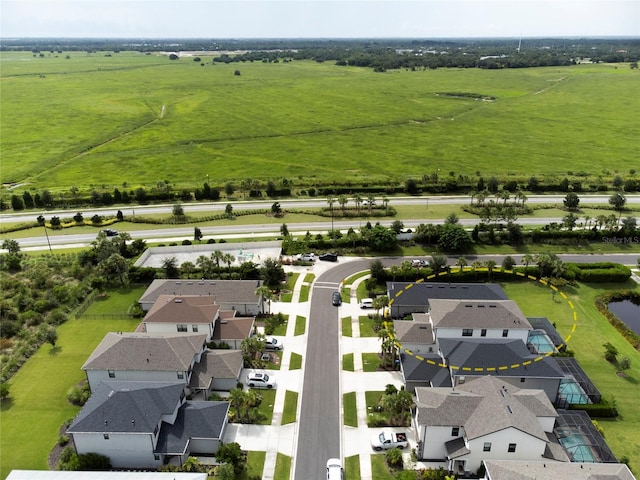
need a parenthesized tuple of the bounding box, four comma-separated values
(237, 451, 266, 480)
(345, 454, 361, 480)
(303, 273, 315, 283)
(345, 271, 370, 286)
(289, 352, 303, 370)
(281, 390, 298, 425)
(299, 284, 311, 302)
(362, 353, 382, 372)
(0, 288, 142, 479)
(255, 388, 277, 425)
(294, 315, 306, 336)
(365, 391, 386, 415)
(502, 279, 640, 468)
(273, 453, 291, 480)
(343, 392, 358, 427)
(3, 57, 637, 192)
(280, 273, 300, 302)
(342, 316, 353, 337)
(370, 454, 395, 480)
(265, 351, 283, 370)
(343, 353, 355, 372)
(359, 315, 378, 337)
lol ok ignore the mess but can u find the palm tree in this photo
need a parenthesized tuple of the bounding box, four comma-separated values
(196, 255, 213, 278)
(485, 259, 497, 280)
(222, 253, 235, 277)
(181, 261, 196, 279)
(338, 194, 348, 214)
(455, 257, 467, 273)
(521, 254, 534, 275)
(255, 285, 274, 315)
(211, 249, 224, 275)
(366, 194, 376, 214)
(399, 260, 413, 280)
(389, 265, 400, 282)
(382, 195, 389, 214)
(353, 194, 362, 214)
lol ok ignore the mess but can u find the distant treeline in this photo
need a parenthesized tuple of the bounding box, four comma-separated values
(2, 38, 638, 71)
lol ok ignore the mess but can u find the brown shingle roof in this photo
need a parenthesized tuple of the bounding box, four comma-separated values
(143, 295, 219, 324)
(82, 333, 207, 371)
(429, 299, 532, 329)
(140, 279, 262, 305)
(213, 317, 255, 341)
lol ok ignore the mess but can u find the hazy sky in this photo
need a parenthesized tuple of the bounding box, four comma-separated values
(1, 0, 638, 39)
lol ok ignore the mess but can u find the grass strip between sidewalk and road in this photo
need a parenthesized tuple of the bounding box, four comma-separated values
(345, 455, 361, 480)
(273, 453, 291, 480)
(294, 315, 306, 336)
(289, 352, 302, 370)
(343, 353, 355, 372)
(343, 392, 358, 427)
(282, 390, 299, 425)
(342, 316, 353, 337)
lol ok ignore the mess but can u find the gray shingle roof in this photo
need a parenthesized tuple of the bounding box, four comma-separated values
(393, 316, 435, 345)
(68, 382, 184, 434)
(387, 282, 507, 308)
(483, 460, 636, 480)
(82, 333, 207, 371)
(189, 350, 243, 389)
(213, 317, 255, 341)
(415, 376, 557, 441)
(400, 353, 452, 387)
(143, 295, 219, 324)
(439, 339, 565, 378)
(140, 279, 262, 306)
(155, 401, 229, 454)
(430, 299, 532, 329)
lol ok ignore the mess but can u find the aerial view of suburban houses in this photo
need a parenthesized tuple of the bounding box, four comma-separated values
(36, 266, 632, 480)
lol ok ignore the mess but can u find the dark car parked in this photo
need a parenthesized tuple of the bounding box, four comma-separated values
(319, 252, 338, 262)
(332, 291, 342, 306)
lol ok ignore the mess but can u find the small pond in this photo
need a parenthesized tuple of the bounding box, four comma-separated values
(607, 300, 640, 336)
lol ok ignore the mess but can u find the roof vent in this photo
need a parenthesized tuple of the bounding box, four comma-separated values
(507, 405, 513, 414)
(187, 282, 193, 285)
(478, 305, 485, 308)
(176, 282, 182, 285)
(465, 304, 472, 308)
(489, 305, 497, 308)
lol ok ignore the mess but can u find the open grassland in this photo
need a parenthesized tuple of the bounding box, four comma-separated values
(1, 51, 638, 191)
(502, 279, 640, 468)
(0, 287, 143, 479)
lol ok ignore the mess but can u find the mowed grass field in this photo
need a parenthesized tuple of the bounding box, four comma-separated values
(0, 287, 143, 480)
(503, 280, 640, 468)
(1, 51, 638, 191)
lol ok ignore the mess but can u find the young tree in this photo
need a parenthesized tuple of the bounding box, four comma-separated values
(181, 261, 196, 279)
(271, 202, 282, 217)
(609, 193, 627, 211)
(455, 256, 467, 272)
(225, 203, 234, 218)
(172, 203, 185, 217)
(193, 227, 203, 242)
(280, 223, 289, 237)
(162, 256, 179, 278)
(2, 239, 21, 255)
(255, 285, 275, 315)
(501, 255, 516, 271)
(563, 192, 580, 211)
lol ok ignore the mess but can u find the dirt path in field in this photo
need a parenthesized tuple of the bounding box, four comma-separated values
(535, 77, 567, 94)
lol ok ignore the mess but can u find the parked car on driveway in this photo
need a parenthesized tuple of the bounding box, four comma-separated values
(332, 292, 342, 306)
(264, 337, 283, 351)
(370, 429, 409, 451)
(319, 252, 338, 262)
(297, 253, 316, 262)
(246, 372, 276, 389)
(360, 298, 373, 309)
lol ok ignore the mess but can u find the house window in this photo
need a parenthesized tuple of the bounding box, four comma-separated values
(177, 371, 184, 379)
(483, 442, 492, 452)
(462, 329, 473, 337)
(177, 324, 188, 332)
(451, 427, 459, 437)
(458, 376, 466, 384)
(502, 329, 509, 337)
(154, 454, 160, 461)
(154, 425, 158, 437)
(103, 434, 110, 440)
(480, 329, 487, 337)
(508, 443, 517, 453)
(520, 377, 526, 383)
(192, 324, 198, 332)
(108, 370, 115, 378)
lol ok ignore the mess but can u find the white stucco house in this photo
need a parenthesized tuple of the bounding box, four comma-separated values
(82, 333, 207, 393)
(414, 376, 567, 475)
(141, 295, 220, 341)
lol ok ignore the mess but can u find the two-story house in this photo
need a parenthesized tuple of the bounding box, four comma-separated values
(141, 295, 220, 341)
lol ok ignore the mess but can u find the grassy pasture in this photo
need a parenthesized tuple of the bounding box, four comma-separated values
(2, 51, 638, 191)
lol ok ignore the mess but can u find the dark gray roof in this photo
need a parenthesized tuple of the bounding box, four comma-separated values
(155, 401, 229, 455)
(400, 353, 452, 387)
(430, 299, 532, 329)
(445, 436, 470, 458)
(387, 282, 507, 308)
(82, 333, 207, 371)
(140, 279, 262, 305)
(439, 339, 565, 378)
(415, 376, 557, 441)
(68, 382, 184, 434)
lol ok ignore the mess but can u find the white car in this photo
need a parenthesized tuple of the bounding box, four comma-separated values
(360, 298, 373, 309)
(264, 337, 284, 351)
(326, 458, 343, 480)
(246, 372, 276, 389)
(298, 253, 316, 262)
